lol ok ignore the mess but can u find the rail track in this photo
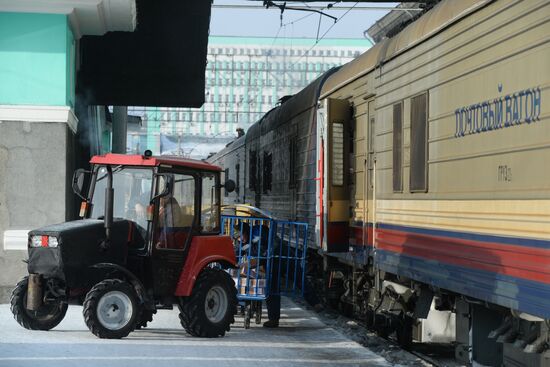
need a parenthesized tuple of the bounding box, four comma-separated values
(295, 298, 463, 367)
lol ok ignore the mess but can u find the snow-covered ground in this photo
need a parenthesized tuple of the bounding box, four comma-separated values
(0, 297, 421, 367)
(0, 296, 466, 367)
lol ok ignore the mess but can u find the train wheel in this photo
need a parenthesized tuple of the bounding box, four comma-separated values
(396, 317, 414, 350)
(339, 301, 354, 317)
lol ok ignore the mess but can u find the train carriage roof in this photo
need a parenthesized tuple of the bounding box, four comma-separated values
(320, 42, 387, 99)
(258, 68, 339, 136)
(245, 107, 279, 143)
(207, 135, 246, 163)
(320, 0, 491, 99)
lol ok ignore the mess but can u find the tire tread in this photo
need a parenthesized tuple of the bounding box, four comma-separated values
(10, 276, 67, 331)
(178, 268, 237, 337)
(83, 279, 140, 339)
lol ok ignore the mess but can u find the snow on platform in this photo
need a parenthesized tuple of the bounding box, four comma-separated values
(0, 297, 392, 367)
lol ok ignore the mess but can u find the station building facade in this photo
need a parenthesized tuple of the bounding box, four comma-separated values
(138, 36, 371, 157)
(0, 2, 136, 300)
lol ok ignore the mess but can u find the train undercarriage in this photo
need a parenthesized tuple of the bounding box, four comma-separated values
(309, 252, 550, 366)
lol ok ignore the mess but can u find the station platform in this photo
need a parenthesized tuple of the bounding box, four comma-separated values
(0, 297, 391, 367)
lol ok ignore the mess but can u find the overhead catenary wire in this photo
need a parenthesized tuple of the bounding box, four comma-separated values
(211, 4, 422, 12)
(282, 11, 315, 27)
(289, 1, 360, 69)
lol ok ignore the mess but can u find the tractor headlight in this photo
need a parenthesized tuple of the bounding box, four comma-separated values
(29, 235, 59, 248)
(48, 237, 59, 248)
(30, 236, 42, 248)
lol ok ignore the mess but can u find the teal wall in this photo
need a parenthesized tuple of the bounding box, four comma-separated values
(0, 12, 75, 107)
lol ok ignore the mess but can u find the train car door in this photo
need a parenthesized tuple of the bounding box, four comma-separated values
(326, 98, 351, 252)
(364, 98, 375, 248)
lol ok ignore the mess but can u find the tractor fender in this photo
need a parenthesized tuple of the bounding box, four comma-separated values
(174, 235, 236, 297)
(90, 263, 149, 305)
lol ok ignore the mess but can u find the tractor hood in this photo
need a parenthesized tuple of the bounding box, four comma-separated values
(28, 219, 131, 287)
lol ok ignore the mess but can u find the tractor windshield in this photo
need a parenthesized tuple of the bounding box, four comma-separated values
(90, 166, 153, 232)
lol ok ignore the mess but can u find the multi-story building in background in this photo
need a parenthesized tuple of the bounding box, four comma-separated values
(129, 36, 371, 158)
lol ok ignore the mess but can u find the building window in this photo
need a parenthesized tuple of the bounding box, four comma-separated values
(263, 151, 272, 193)
(393, 102, 403, 192)
(410, 92, 429, 192)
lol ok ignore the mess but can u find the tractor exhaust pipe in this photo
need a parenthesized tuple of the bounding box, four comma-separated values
(26, 274, 43, 311)
(104, 165, 114, 242)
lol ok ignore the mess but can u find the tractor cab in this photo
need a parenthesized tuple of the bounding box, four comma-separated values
(83, 152, 227, 294)
(85, 153, 222, 245)
(11, 151, 238, 339)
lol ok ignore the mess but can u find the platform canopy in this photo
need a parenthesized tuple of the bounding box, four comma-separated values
(77, 0, 211, 108)
(0, 0, 137, 39)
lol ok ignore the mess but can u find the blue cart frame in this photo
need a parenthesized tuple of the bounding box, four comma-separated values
(221, 214, 308, 328)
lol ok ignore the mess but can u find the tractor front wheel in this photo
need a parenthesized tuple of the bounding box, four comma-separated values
(10, 276, 68, 331)
(83, 279, 141, 339)
(178, 268, 237, 337)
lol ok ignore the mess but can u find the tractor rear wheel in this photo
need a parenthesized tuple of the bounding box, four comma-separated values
(83, 279, 141, 339)
(10, 276, 68, 331)
(178, 268, 237, 337)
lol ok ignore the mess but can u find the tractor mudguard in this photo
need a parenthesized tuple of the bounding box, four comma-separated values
(174, 235, 236, 297)
(90, 263, 148, 304)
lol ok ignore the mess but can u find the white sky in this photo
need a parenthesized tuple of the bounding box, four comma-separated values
(210, 1, 399, 40)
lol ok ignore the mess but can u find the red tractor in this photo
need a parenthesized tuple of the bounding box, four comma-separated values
(10, 151, 238, 339)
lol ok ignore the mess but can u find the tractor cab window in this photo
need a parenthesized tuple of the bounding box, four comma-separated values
(155, 173, 196, 250)
(201, 173, 220, 233)
(90, 166, 153, 234)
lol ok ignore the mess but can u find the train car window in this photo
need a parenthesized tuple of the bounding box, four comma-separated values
(410, 93, 429, 192)
(224, 168, 229, 197)
(393, 102, 403, 192)
(368, 100, 376, 190)
(235, 163, 240, 194)
(331, 122, 345, 186)
(263, 152, 272, 193)
(249, 150, 257, 190)
(349, 112, 355, 155)
(289, 136, 297, 189)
